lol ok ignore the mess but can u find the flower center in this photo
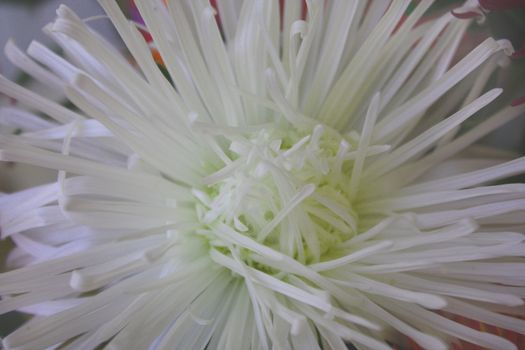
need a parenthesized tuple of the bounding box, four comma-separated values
(194, 123, 365, 266)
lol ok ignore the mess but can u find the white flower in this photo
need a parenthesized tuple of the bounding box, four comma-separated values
(1, 0, 524, 349)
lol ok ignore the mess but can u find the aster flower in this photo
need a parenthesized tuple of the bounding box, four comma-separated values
(1, 0, 525, 349)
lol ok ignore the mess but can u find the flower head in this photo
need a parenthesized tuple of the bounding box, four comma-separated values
(1, 1, 525, 349)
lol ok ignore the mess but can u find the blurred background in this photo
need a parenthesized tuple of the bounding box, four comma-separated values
(0, 0, 524, 349)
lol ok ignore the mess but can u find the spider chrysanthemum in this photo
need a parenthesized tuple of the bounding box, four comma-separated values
(1, 0, 525, 349)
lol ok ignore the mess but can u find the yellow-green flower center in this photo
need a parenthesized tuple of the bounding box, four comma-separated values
(194, 123, 371, 266)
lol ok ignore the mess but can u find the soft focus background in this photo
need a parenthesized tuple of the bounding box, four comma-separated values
(0, 0, 524, 348)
